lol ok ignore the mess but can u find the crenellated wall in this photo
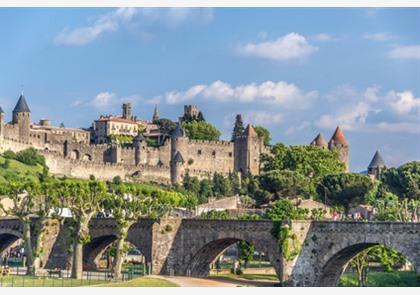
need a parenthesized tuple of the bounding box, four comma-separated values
(180, 139, 234, 174)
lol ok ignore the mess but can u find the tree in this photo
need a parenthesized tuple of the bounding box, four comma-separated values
(15, 148, 46, 167)
(264, 199, 308, 221)
(62, 178, 108, 279)
(238, 241, 254, 269)
(200, 209, 230, 219)
(258, 170, 312, 201)
(156, 118, 177, 135)
(254, 125, 271, 146)
(380, 161, 420, 200)
(182, 120, 221, 141)
(231, 114, 244, 141)
(348, 245, 406, 286)
(101, 183, 148, 280)
(261, 144, 345, 180)
(317, 173, 374, 215)
(198, 179, 213, 203)
(0, 175, 59, 275)
(380, 162, 420, 221)
(212, 172, 233, 197)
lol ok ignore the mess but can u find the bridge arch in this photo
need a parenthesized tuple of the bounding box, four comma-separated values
(0, 229, 23, 254)
(167, 220, 282, 279)
(83, 234, 151, 271)
(316, 241, 418, 286)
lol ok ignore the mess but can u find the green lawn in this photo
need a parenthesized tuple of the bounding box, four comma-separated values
(339, 271, 420, 287)
(97, 276, 178, 287)
(0, 275, 104, 287)
(0, 275, 178, 287)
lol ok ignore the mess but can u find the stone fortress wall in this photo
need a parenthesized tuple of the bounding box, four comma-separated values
(0, 94, 350, 184)
(0, 95, 271, 184)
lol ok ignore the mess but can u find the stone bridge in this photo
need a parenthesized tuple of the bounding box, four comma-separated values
(0, 217, 419, 286)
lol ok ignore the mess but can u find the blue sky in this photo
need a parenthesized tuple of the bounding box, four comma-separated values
(0, 8, 419, 172)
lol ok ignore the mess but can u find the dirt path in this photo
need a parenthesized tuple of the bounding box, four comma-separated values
(149, 275, 278, 287)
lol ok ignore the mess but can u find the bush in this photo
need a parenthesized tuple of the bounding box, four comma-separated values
(2, 150, 16, 160)
(15, 148, 46, 167)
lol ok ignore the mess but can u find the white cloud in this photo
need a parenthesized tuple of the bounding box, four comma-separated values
(158, 80, 318, 109)
(387, 91, 420, 114)
(317, 101, 371, 131)
(55, 8, 213, 46)
(374, 122, 419, 134)
(72, 91, 141, 110)
(91, 92, 118, 109)
(363, 32, 397, 42)
(242, 111, 284, 126)
(310, 33, 333, 42)
(55, 8, 136, 46)
(236, 33, 318, 61)
(315, 85, 419, 134)
(388, 45, 420, 60)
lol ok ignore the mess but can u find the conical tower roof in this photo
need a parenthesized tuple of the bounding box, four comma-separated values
(171, 122, 185, 138)
(368, 150, 386, 169)
(329, 126, 347, 145)
(311, 133, 328, 147)
(13, 94, 31, 113)
(173, 151, 185, 163)
(244, 124, 257, 137)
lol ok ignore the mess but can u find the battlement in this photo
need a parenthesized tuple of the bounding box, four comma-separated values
(188, 138, 233, 146)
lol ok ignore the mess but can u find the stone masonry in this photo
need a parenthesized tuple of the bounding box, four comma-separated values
(0, 217, 419, 286)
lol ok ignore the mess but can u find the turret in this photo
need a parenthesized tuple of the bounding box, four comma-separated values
(234, 124, 262, 176)
(0, 106, 4, 140)
(310, 133, 328, 149)
(170, 151, 185, 184)
(133, 133, 145, 165)
(170, 122, 188, 184)
(367, 150, 386, 180)
(12, 94, 31, 141)
(328, 126, 349, 172)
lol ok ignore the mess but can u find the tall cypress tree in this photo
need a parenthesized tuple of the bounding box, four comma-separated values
(231, 114, 245, 141)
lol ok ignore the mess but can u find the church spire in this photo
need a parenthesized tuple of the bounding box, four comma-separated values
(152, 104, 160, 122)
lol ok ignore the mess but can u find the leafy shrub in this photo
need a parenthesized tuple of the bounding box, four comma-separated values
(2, 150, 16, 160)
(15, 148, 46, 167)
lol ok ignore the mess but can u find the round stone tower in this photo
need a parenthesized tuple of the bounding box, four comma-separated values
(328, 126, 349, 172)
(12, 94, 31, 142)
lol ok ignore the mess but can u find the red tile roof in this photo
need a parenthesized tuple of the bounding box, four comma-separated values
(329, 126, 347, 145)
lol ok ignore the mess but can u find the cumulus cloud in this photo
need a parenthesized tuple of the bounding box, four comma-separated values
(72, 91, 141, 110)
(55, 8, 213, 46)
(236, 33, 318, 61)
(156, 80, 318, 109)
(91, 92, 118, 108)
(387, 91, 420, 114)
(317, 102, 371, 131)
(363, 32, 397, 42)
(388, 45, 420, 60)
(315, 85, 419, 134)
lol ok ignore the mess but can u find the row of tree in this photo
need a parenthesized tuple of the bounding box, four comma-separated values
(0, 154, 190, 280)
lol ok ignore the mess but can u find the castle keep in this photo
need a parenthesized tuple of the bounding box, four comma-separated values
(0, 94, 273, 184)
